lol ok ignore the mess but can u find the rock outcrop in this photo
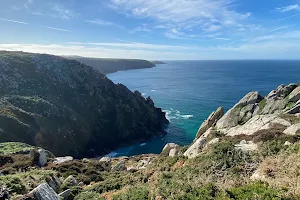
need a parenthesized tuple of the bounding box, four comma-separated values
(0, 51, 168, 157)
(184, 83, 300, 159)
(161, 143, 180, 156)
(195, 107, 224, 140)
(183, 138, 206, 159)
(216, 92, 263, 129)
(29, 183, 60, 200)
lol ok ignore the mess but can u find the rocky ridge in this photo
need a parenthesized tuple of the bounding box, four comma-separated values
(0, 51, 168, 157)
(1, 83, 300, 200)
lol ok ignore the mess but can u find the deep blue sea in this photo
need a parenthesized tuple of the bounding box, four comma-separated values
(106, 60, 300, 157)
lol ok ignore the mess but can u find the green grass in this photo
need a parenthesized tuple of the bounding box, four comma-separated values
(0, 142, 34, 154)
(112, 185, 150, 200)
(259, 99, 267, 111)
(0, 169, 57, 194)
(74, 191, 105, 200)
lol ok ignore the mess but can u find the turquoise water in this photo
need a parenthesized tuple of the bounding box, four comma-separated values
(106, 60, 300, 157)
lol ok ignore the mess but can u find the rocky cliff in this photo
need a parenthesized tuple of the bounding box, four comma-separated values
(184, 83, 300, 158)
(66, 56, 156, 74)
(1, 83, 300, 200)
(0, 51, 168, 157)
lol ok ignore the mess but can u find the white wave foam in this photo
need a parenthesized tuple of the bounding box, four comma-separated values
(151, 90, 156, 92)
(181, 115, 194, 119)
(142, 93, 147, 96)
(140, 143, 146, 146)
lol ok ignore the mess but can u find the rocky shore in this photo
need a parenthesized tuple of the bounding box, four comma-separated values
(1, 83, 300, 199)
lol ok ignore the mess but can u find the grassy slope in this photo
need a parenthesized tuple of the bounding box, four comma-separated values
(1, 136, 300, 199)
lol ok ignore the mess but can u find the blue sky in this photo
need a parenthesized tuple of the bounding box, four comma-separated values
(0, 0, 300, 60)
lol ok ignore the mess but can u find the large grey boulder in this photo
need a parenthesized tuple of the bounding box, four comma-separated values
(184, 138, 206, 159)
(29, 183, 60, 200)
(53, 156, 73, 164)
(288, 86, 300, 102)
(266, 84, 298, 99)
(46, 175, 61, 192)
(111, 160, 126, 172)
(224, 114, 290, 136)
(62, 175, 77, 187)
(161, 143, 180, 156)
(283, 123, 300, 135)
(216, 92, 263, 129)
(37, 149, 48, 167)
(58, 189, 71, 200)
(195, 107, 224, 140)
(99, 157, 112, 171)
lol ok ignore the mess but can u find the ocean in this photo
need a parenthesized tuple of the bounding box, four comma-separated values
(106, 60, 300, 157)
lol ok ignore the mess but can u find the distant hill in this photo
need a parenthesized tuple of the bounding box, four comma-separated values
(0, 51, 168, 157)
(151, 61, 166, 64)
(66, 56, 156, 74)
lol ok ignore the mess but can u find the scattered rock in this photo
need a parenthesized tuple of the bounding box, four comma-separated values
(99, 157, 112, 171)
(29, 183, 60, 200)
(283, 123, 300, 135)
(0, 185, 10, 200)
(127, 166, 138, 173)
(235, 140, 258, 152)
(161, 143, 180, 156)
(99, 157, 111, 162)
(169, 148, 179, 157)
(137, 157, 153, 169)
(195, 107, 224, 139)
(184, 138, 206, 159)
(111, 160, 126, 172)
(288, 86, 300, 102)
(38, 149, 48, 167)
(62, 175, 77, 187)
(58, 189, 71, 200)
(284, 141, 292, 146)
(250, 170, 265, 181)
(82, 158, 90, 163)
(53, 156, 73, 164)
(78, 182, 84, 187)
(46, 175, 61, 192)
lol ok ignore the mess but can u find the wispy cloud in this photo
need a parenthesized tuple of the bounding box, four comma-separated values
(86, 19, 124, 29)
(276, 4, 300, 12)
(278, 13, 300, 20)
(109, 0, 253, 39)
(0, 18, 28, 25)
(68, 41, 190, 50)
(129, 25, 151, 33)
(268, 25, 295, 33)
(40, 26, 71, 32)
(52, 4, 73, 19)
(0, 17, 71, 32)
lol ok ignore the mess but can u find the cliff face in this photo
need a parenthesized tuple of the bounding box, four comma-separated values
(0, 51, 168, 157)
(184, 83, 300, 158)
(66, 56, 156, 74)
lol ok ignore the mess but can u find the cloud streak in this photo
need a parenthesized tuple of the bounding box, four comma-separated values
(276, 4, 300, 12)
(0, 17, 28, 25)
(0, 17, 71, 32)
